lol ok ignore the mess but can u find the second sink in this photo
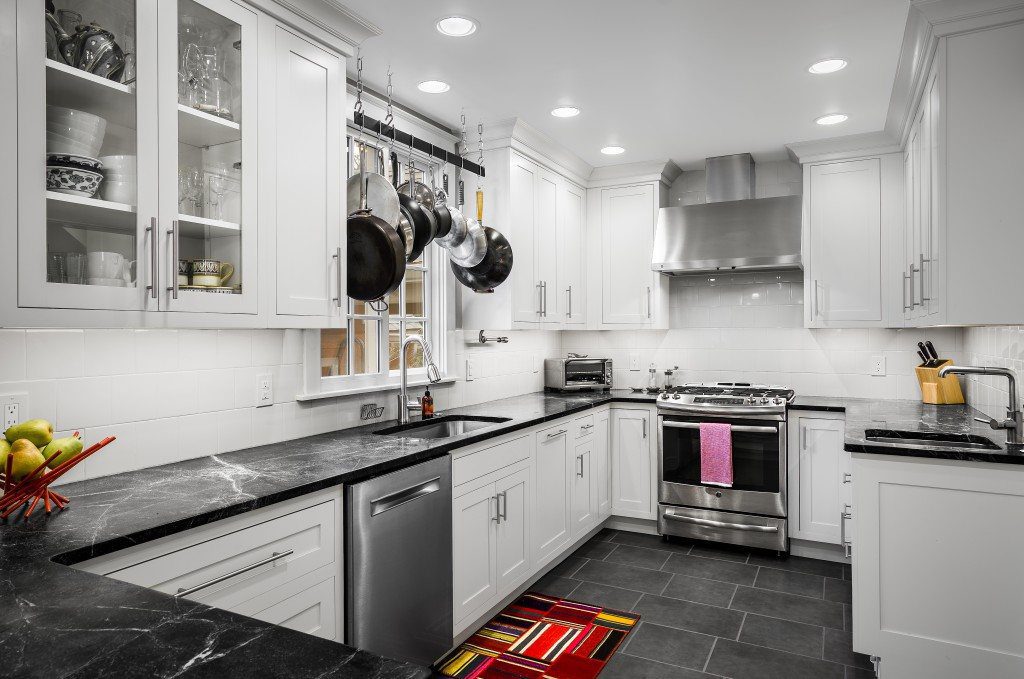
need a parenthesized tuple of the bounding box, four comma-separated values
(374, 415, 512, 440)
(864, 429, 1001, 451)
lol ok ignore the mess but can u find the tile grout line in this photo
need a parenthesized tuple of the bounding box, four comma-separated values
(735, 611, 747, 641)
(701, 636, 719, 673)
(657, 572, 674, 597)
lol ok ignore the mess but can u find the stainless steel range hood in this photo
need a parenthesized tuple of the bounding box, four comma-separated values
(652, 154, 802, 274)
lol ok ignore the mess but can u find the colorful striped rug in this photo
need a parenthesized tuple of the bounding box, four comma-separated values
(434, 592, 640, 678)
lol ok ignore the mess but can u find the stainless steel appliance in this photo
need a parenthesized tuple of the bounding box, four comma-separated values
(657, 383, 795, 551)
(651, 154, 803, 274)
(346, 456, 453, 665)
(544, 355, 613, 392)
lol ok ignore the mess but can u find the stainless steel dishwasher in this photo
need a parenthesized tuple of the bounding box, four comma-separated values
(346, 456, 453, 666)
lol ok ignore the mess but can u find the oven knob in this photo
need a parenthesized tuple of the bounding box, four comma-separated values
(774, 397, 783, 405)
(715, 491, 722, 498)
(672, 394, 681, 400)
(760, 397, 770, 405)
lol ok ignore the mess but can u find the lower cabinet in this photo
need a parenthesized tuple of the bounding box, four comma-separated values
(533, 423, 572, 567)
(596, 409, 611, 518)
(787, 412, 851, 546)
(76, 486, 344, 642)
(851, 453, 1024, 678)
(610, 407, 655, 520)
(570, 436, 597, 536)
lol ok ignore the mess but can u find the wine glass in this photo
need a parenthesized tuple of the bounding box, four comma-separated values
(178, 168, 203, 216)
(208, 174, 228, 221)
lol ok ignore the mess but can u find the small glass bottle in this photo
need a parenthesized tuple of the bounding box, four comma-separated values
(647, 364, 659, 393)
(421, 389, 434, 419)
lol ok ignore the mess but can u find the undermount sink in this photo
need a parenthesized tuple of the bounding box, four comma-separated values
(374, 415, 512, 440)
(864, 429, 1001, 451)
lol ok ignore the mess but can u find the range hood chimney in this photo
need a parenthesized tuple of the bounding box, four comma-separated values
(652, 153, 802, 274)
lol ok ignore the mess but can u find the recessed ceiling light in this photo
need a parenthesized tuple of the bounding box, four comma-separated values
(601, 146, 625, 155)
(417, 80, 450, 94)
(436, 16, 477, 37)
(551, 106, 580, 118)
(808, 58, 848, 74)
(815, 113, 848, 126)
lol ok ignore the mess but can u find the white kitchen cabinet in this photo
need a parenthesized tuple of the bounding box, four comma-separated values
(533, 423, 571, 567)
(787, 412, 848, 545)
(262, 24, 344, 325)
(461, 145, 586, 331)
(77, 485, 343, 642)
(495, 466, 532, 592)
(804, 157, 894, 327)
(851, 453, 1024, 678)
(452, 482, 499, 624)
(610, 407, 655, 520)
(570, 436, 597, 537)
(600, 184, 661, 326)
(595, 409, 611, 518)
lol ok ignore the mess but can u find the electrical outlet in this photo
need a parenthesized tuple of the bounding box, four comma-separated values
(532, 356, 539, 373)
(870, 355, 886, 376)
(629, 352, 640, 371)
(256, 373, 273, 407)
(1, 393, 28, 431)
(466, 358, 476, 381)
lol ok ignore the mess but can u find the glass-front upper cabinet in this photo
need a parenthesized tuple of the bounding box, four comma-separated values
(160, 0, 257, 313)
(14, 0, 256, 316)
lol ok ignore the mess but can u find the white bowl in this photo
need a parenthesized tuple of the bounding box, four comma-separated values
(46, 105, 106, 132)
(46, 124, 105, 148)
(99, 154, 136, 170)
(101, 181, 136, 204)
(46, 134, 101, 157)
(103, 173, 135, 182)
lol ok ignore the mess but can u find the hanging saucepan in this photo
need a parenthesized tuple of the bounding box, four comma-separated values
(347, 147, 405, 301)
(436, 201, 468, 248)
(397, 177, 436, 212)
(431, 166, 453, 239)
(395, 204, 415, 260)
(399, 192, 435, 261)
(346, 148, 400, 228)
(450, 226, 513, 292)
(449, 184, 488, 267)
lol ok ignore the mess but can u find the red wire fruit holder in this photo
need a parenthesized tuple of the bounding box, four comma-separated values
(0, 435, 116, 521)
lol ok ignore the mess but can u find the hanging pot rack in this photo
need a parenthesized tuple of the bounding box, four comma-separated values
(353, 111, 486, 178)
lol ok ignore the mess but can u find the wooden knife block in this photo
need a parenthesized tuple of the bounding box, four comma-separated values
(916, 359, 965, 405)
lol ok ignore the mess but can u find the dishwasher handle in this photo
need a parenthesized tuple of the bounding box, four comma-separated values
(370, 477, 442, 516)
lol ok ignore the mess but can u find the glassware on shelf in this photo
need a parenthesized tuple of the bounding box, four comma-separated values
(47, 253, 67, 283)
(65, 252, 85, 284)
(121, 19, 136, 85)
(178, 167, 203, 216)
(208, 174, 228, 220)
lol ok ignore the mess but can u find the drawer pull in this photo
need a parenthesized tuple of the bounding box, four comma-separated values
(546, 429, 567, 439)
(663, 511, 778, 533)
(174, 549, 294, 598)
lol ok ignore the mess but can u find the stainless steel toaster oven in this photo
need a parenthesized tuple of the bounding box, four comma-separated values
(544, 356, 613, 392)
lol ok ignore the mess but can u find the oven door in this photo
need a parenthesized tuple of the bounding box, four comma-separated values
(658, 414, 786, 517)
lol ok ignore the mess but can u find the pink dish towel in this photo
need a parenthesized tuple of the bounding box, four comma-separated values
(700, 422, 734, 488)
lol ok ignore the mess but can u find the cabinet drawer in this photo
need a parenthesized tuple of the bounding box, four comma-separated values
(237, 570, 340, 642)
(107, 498, 337, 610)
(454, 435, 531, 487)
(574, 414, 595, 439)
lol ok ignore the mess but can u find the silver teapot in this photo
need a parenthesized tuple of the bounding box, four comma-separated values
(45, 2, 125, 81)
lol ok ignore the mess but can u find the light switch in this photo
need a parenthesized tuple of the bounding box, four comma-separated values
(629, 352, 640, 371)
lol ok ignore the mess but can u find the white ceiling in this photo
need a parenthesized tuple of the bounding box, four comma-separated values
(341, 0, 910, 170)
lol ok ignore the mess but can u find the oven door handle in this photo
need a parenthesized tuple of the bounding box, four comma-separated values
(662, 422, 779, 434)
(662, 510, 779, 533)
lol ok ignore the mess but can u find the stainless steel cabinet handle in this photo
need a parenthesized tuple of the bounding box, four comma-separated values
(903, 271, 911, 312)
(543, 281, 548, 317)
(580, 423, 594, 432)
(566, 285, 572, 318)
(498, 491, 507, 521)
(813, 279, 822, 319)
(174, 549, 294, 598)
(147, 217, 158, 299)
(576, 454, 584, 477)
(369, 477, 441, 516)
(537, 282, 544, 316)
(492, 496, 500, 524)
(646, 286, 652, 319)
(332, 247, 343, 308)
(663, 511, 778, 533)
(909, 263, 919, 308)
(662, 421, 779, 434)
(919, 253, 930, 303)
(166, 220, 179, 299)
(841, 504, 853, 557)
(843, 472, 852, 484)
(642, 418, 647, 439)
(546, 429, 567, 439)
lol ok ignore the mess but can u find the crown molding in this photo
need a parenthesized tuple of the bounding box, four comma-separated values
(469, 118, 594, 187)
(587, 160, 682, 189)
(786, 131, 901, 164)
(254, 0, 381, 56)
(884, 0, 1024, 146)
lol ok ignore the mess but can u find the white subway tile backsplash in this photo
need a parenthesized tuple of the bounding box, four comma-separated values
(0, 330, 27, 381)
(196, 369, 235, 413)
(135, 330, 179, 373)
(217, 330, 253, 368)
(252, 329, 285, 366)
(26, 330, 84, 379)
(84, 422, 138, 479)
(218, 408, 254, 453)
(84, 330, 136, 376)
(57, 376, 112, 429)
(179, 330, 221, 370)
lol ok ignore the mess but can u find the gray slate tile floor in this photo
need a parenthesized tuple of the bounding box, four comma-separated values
(530, 529, 873, 679)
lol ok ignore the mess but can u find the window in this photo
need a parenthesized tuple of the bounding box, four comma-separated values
(314, 134, 447, 395)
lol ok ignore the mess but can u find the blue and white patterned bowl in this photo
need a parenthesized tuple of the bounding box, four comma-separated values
(46, 153, 103, 172)
(46, 166, 103, 197)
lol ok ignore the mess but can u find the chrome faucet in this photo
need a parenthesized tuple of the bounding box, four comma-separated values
(397, 335, 442, 424)
(939, 365, 1023, 451)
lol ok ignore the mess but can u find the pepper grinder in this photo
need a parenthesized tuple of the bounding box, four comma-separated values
(663, 366, 679, 391)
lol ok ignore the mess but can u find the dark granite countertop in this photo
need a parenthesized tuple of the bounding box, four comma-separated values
(4, 388, 1019, 678)
(0, 391, 625, 679)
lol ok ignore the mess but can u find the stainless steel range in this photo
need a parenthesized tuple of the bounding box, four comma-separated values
(656, 383, 795, 552)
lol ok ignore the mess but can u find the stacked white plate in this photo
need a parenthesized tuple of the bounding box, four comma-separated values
(99, 155, 137, 204)
(46, 105, 107, 157)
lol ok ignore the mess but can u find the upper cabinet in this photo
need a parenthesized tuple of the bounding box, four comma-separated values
(2, 0, 349, 328)
(461, 143, 587, 331)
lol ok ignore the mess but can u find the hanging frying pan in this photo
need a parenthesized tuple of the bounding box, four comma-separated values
(436, 203, 468, 248)
(347, 146, 405, 301)
(395, 203, 415, 259)
(450, 226, 513, 292)
(397, 178, 436, 212)
(449, 217, 486, 267)
(432, 170, 453, 239)
(346, 148, 400, 228)
(399, 191, 436, 261)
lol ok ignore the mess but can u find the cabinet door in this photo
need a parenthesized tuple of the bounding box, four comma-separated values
(533, 425, 571, 566)
(243, 573, 339, 641)
(610, 408, 654, 519)
(268, 27, 343, 317)
(159, 0, 259, 314)
(536, 168, 560, 323)
(595, 410, 611, 517)
(602, 184, 656, 324)
(789, 416, 845, 544)
(902, 139, 915, 322)
(495, 467, 532, 595)
(452, 482, 497, 623)
(807, 159, 883, 323)
(557, 180, 586, 326)
(15, 0, 157, 313)
(571, 439, 596, 537)
(510, 153, 540, 323)
(921, 64, 942, 321)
